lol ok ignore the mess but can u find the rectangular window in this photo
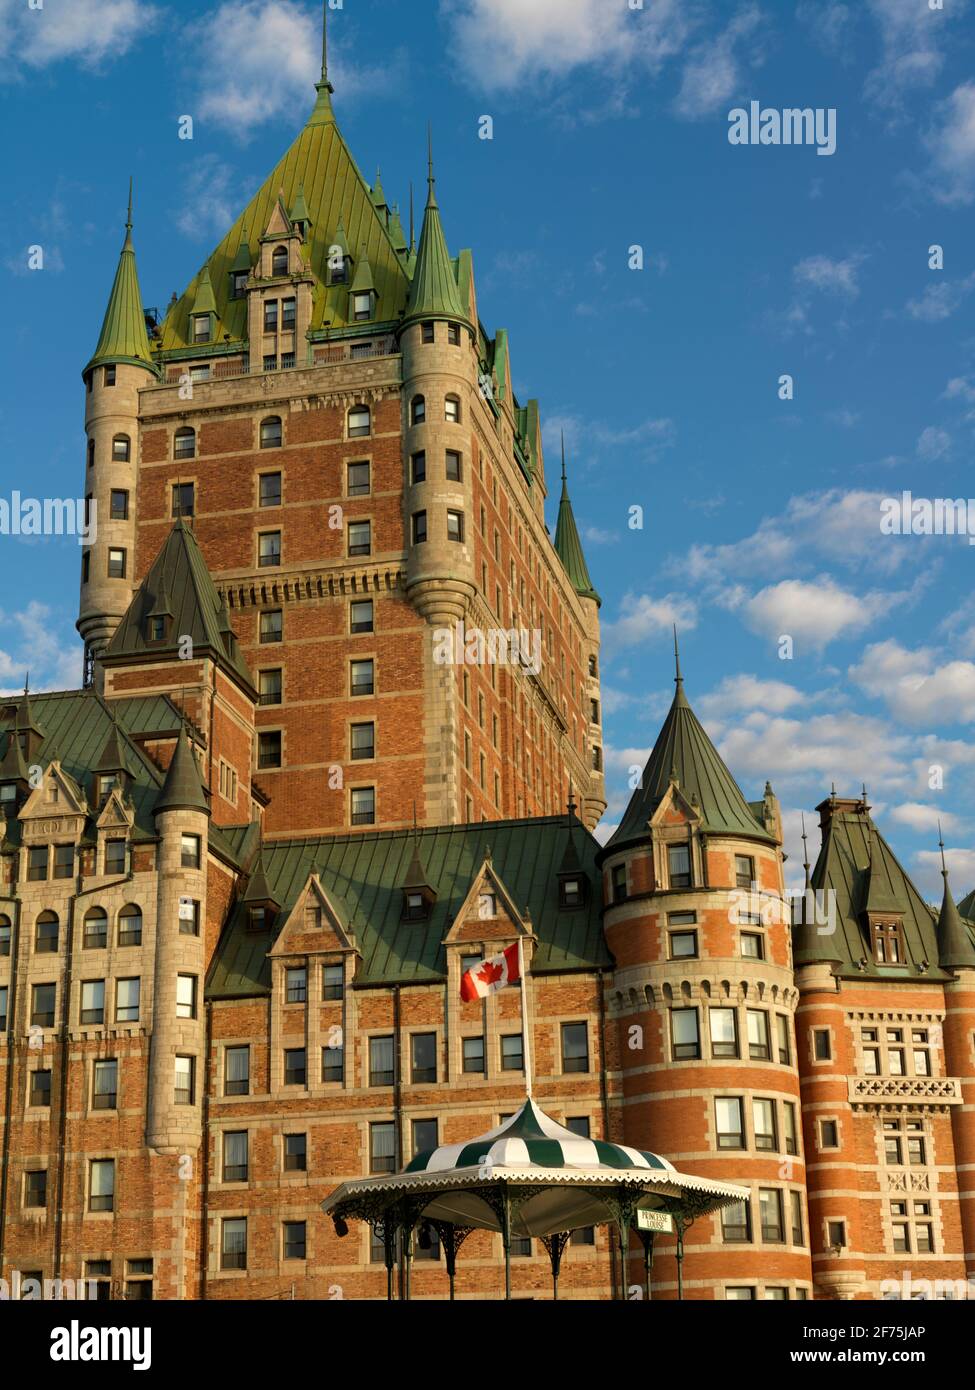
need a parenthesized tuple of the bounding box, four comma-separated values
(746, 1009, 771, 1061)
(31, 983, 56, 1028)
(105, 839, 126, 875)
(369, 1036, 394, 1087)
(27, 846, 47, 881)
(81, 979, 105, 1025)
(221, 1218, 247, 1271)
(258, 532, 281, 568)
(412, 510, 427, 544)
(668, 843, 691, 888)
(175, 1055, 195, 1106)
(89, 1159, 115, 1213)
(347, 461, 370, 497)
(260, 609, 283, 643)
(322, 964, 343, 1001)
(776, 1014, 791, 1065)
(322, 1044, 343, 1083)
(410, 1032, 437, 1084)
(348, 521, 371, 557)
(264, 300, 278, 332)
(110, 489, 129, 521)
(412, 1118, 438, 1156)
(258, 669, 282, 706)
(350, 599, 374, 634)
(710, 1007, 739, 1059)
(223, 1131, 248, 1184)
(172, 483, 195, 518)
(716, 1097, 745, 1150)
(741, 932, 764, 960)
(446, 510, 464, 543)
(350, 722, 375, 761)
(181, 833, 201, 869)
(819, 1119, 839, 1149)
(735, 854, 755, 889)
(759, 1188, 784, 1242)
(721, 1199, 751, 1243)
(671, 1008, 700, 1060)
(258, 731, 282, 769)
(284, 1134, 307, 1172)
(370, 1122, 396, 1174)
(104, 365, 117, 386)
(25, 1170, 47, 1209)
(462, 1036, 485, 1074)
(284, 1048, 306, 1086)
(108, 548, 127, 579)
(445, 450, 462, 481)
(790, 1190, 804, 1245)
(285, 966, 307, 1004)
(176, 975, 197, 1020)
(784, 1102, 798, 1156)
(351, 660, 374, 696)
(827, 1220, 846, 1249)
(561, 1022, 589, 1073)
(410, 451, 426, 484)
(259, 472, 282, 507)
(115, 977, 140, 1023)
(0, 985, 7, 1031)
(351, 786, 375, 825)
(283, 1221, 306, 1261)
(281, 298, 296, 331)
(29, 1069, 51, 1108)
(501, 1033, 524, 1072)
(611, 864, 627, 903)
(669, 930, 698, 959)
(224, 1046, 249, 1096)
(813, 1028, 831, 1061)
(0, 920, 9, 956)
(93, 1059, 118, 1110)
(35, 914, 59, 951)
(753, 1098, 777, 1151)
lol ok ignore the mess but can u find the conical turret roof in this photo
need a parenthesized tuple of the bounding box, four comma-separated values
(154, 726, 209, 818)
(553, 441, 599, 605)
(937, 848, 975, 971)
(402, 140, 467, 328)
(86, 186, 155, 376)
(959, 888, 975, 921)
(607, 661, 774, 851)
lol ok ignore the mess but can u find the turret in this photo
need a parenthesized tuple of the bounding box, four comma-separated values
(146, 726, 209, 1152)
(78, 182, 158, 679)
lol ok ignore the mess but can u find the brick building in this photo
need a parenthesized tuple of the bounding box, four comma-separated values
(1, 22, 973, 1301)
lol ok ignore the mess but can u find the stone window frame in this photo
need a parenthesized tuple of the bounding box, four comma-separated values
(349, 781, 376, 827)
(809, 1025, 833, 1066)
(407, 1027, 441, 1086)
(345, 457, 371, 499)
(817, 1115, 841, 1151)
(853, 1010, 944, 1081)
(218, 1042, 252, 1100)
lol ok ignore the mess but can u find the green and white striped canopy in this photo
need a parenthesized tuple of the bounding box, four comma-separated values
(406, 1099, 675, 1175)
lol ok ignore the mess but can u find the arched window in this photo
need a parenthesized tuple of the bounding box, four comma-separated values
(112, 434, 131, 462)
(348, 404, 371, 439)
(260, 416, 283, 450)
(411, 395, 426, 426)
(445, 395, 461, 424)
(83, 908, 108, 950)
(272, 245, 289, 276)
(118, 904, 143, 947)
(35, 911, 59, 954)
(174, 427, 196, 460)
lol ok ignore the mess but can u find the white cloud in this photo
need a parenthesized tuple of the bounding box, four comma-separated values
(742, 577, 904, 650)
(603, 593, 698, 654)
(442, 0, 697, 95)
(716, 708, 917, 791)
(796, 1, 855, 58)
(0, 602, 82, 695)
(543, 413, 676, 463)
(916, 425, 951, 461)
(673, 4, 764, 120)
(923, 81, 975, 205)
(863, 0, 958, 112)
(851, 639, 975, 724)
(905, 272, 975, 321)
(793, 253, 865, 298)
(698, 674, 807, 719)
(889, 802, 956, 833)
(914, 847, 975, 898)
(186, 1, 400, 135)
(0, 0, 158, 72)
(174, 156, 249, 241)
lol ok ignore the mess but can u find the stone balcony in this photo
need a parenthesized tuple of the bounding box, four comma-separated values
(848, 1075, 963, 1109)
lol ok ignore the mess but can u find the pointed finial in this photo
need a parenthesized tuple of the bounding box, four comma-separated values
(673, 626, 682, 686)
(561, 431, 567, 484)
(409, 181, 416, 253)
(24, 672, 29, 697)
(126, 177, 133, 231)
(801, 813, 811, 888)
(320, 0, 329, 83)
(426, 124, 437, 207)
(939, 821, 948, 877)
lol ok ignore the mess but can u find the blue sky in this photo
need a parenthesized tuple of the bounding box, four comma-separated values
(1, 0, 974, 898)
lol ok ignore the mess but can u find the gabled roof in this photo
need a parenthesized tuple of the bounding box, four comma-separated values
(104, 521, 254, 693)
(207, 816, 611, 999)
(802, 801, 949, 979)
(158, 81, 412, 350)
(606, 671, 774, 852)
(86, 192, 156, 376)
(553, 445, 599, 605)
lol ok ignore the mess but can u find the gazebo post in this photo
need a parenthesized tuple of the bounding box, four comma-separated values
(636, 1230, 655, 1301)
(541, 1232, 570, 1301)
(675, 1215, 689, 1302)
(445, 1225, 457, 1301)
(501, 1190, 512, 1301)
(383, 1220, 396, 1301)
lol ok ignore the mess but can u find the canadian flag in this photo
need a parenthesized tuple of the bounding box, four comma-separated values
(460, 941, 522, 1001)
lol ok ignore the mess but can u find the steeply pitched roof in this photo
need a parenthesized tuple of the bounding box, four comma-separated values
(803, 802, 948, 979)
(402, 153, 467, 327)
(606, 673, 775, 851)
(158, 82, 412, 350)
(553, 445, 599, 605)
(86, 193, 156, 376)
(959, 888, 975, 921)
(104, 521, 254, 693)
(154, 726, 210, 818)
(937, 868, 975, 971)
(207, 816, 611, 998)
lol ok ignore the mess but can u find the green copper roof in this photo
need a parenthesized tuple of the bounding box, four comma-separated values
(290, 184, 311, 228)
(553, 447, 600, 605)
(402, 155, 467, 327)
(159, 82, 412, 349)
(937, 868, 975, 970)
(349, 250, 376, 294)
(607, 673, 774, 851)
(960, 889, 975, 921)
(0, 729, 30, 785)
(190, 263, 217, 316)
(154, 725, 210, 818)
(104, 520, 254, 693)
(800, 802, 949, 979)
(863, 827, 905, 916)
(86, 196, 156, 376)
(229, 241, 253, 275)
(207, 815, 610, 998)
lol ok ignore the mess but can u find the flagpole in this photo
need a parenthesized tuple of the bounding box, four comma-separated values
(519, 935, 532, 1099)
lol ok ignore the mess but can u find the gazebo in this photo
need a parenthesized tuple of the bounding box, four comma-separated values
(323, 1099, 748, 1300)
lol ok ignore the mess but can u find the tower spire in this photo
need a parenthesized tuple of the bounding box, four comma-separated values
(801, 814, 811, 890)
(309, 0, 334, 123)
(409, 181, 416, 254)
(321, 0, 329, 85)
(427, 124, 437, 207)
(673, 626, 682, 686)
(126, 177, 133, 233)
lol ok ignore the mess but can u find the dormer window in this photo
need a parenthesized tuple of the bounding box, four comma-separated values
(193, 314, 211, 344)
(559, 876, 587, 910)
(0, 784, 17, 805)
(352, 291, 373, 322)
(403, 891, 428, 923)
(247, 907, 268, 932)
(329, 252, 348, 285)
(147, 615, 168, 644)
(271, 246, 289, 277)
(477, 892, 497, 920)
(872, 920, 906, 965)
(232, 272, 249, 299)
(97, 774, 116, 801)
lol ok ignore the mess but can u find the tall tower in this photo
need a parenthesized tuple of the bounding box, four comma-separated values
(599, 649, 811, 1299)
(78, 184, 158, 679)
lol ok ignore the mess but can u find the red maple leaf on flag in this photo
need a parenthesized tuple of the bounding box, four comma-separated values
(477, 959, 504, 986)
